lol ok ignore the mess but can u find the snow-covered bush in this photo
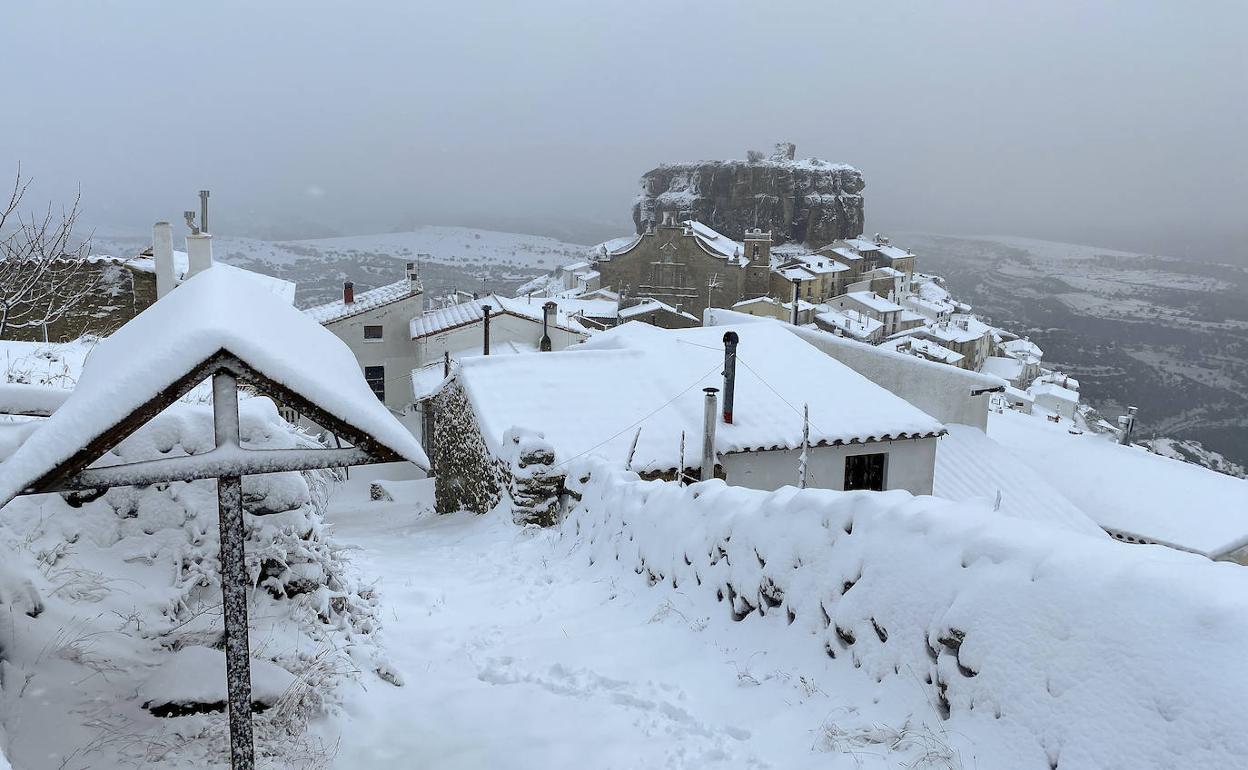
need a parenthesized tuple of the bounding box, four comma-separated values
(432, 380, 503, 514)
(0, 395, 392, 767)
(561, 459, 1248, 769)
(499, 426, 563, 527)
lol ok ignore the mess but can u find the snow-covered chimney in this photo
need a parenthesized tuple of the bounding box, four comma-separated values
(406, 261, 422, 295)
(701, 387, 719, 481)
(722, 331, 738, 424)
(153, 221, 176, 298)
(343, 281, 355, 304)
(186, 233, 213, 278)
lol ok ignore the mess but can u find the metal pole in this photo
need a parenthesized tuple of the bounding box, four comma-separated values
(678, 430, 686, 486)
(721, 331, 738, 424)
(482, 305, 492, 355)
(199, 190, 210, 234)
(798, 403, 809, 489)
(443, 350, 450, 378)
(701, 387, 718, 481)
(791, 279, 800, 325)
(213, 372, 255, 770)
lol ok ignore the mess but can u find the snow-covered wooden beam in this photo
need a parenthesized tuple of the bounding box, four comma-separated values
(32, 446, 376, 493)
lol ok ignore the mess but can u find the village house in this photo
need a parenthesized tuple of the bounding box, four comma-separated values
(880, 336, 967, 367)
(828, 291, 906, 337)
(768, 252, 850, 302)
(423, 321, 946, 512)
(732, 296, 818, 325)
(591, 216, 771, 319)
(304, 266, 424, 412)
(813, 307, 884, 343)
(1028, 379, 1079, 420)
(893, 314, 996, 371)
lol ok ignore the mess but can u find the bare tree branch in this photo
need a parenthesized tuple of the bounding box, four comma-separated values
(0, 168, 100, 339)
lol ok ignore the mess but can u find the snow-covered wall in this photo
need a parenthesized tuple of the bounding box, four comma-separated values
(721, 437, 938, 495)
(706, 308, 1002, 430)
(562, 461, 1248, 769)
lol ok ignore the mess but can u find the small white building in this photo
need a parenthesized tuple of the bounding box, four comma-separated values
(304, 265, 425, 412)
(425, 321, 946, 509)
(1029, 380, 1079, 420)
(411, 293, 590, 371)
(829, 291, 905, 337)
(813, 307, 885, 343)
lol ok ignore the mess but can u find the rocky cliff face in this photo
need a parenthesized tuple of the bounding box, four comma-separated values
(632, 143, 865, 246)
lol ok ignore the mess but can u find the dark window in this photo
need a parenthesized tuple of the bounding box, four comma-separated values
(364, 365, 385, 401)
(364, 325, 383, 340)
(844, 452, 887, 491)
(752, 244, 760, 259)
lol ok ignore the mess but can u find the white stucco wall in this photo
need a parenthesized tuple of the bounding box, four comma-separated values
(720, 436, 939, 495)
(325, 294, 424, 412)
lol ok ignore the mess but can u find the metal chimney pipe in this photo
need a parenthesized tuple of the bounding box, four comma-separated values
(722, 331, 738, 424)
(482, 304, 492, 355)
(443, 350, 451, 378)
(701, 387, 719, 481)
(540, 301, 555, 352)
(199, 190, 210, 234)
(791, 279, 800, 325)
(153, 221, 176, 298)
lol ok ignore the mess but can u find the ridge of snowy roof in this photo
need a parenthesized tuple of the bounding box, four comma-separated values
(0, 268, 428, 504)
(409, 294, 590, 339)
(683, 220, 744, 260)
(304, 278, 418, 324)
(452, 321, 944, 473)
(97, 251, 297, 305)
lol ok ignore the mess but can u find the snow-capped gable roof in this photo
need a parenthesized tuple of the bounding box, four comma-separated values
(815, 308, 883, 340)
(617, 298, 698, 321)
(877, 244, 913, 261)
(843, 237, 882, 253)
(844, 291, 904, 313)
(1029, 380, 1078, 403)
(452, 322, 944, 473)
(0, 269, 429, 505)
(409, 294, 589, 339)
(1003, 338, 1044, 361)
(683, 220, 744, 261)
(304, 278, 417, 325)
(883, 336, 965, 365)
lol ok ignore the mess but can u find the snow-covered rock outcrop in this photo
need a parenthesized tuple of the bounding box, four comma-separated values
(634, 144, 865, 245)
(562, 460, 1248, 769)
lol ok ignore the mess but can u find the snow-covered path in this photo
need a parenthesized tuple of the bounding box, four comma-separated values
(320, 479, 996, 770)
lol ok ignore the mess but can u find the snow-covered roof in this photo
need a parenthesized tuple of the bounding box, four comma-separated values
(981, 356, 1024, 381)
(842, 291, 903, 314)
(410, 294, 590, 339)
(593, 234, 642, 257)
(843, 237, 882, 253)
(989, 409, 1248, 557)
(617, 298, 698, 321)
(734, 296, 817, 313)
(822, 246, 862, 263)
(304, 278, 418, 325)
(907, 315, 993, 345)
(776, 265, 817, 281)
(1003, 338, 1044, 361)
(877, 244, 913, 261)
(934, 424, 1104, 536)
(684, 220, 744, 261)
(452, 322, 944, 473)
(119, 251, 297, 305)
(815, 308, 883, 341)
(881, 336, 964, 365)
(0, 269, 429, 504)
(1028, 380, 1078, 403)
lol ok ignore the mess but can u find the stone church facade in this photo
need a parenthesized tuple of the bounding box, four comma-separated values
(594, 216, 772, 320)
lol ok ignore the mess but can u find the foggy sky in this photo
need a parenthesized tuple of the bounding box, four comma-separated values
(3, 1, 1245, 258)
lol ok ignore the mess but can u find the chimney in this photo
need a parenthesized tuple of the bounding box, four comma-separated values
(153, 221, 176, 298)
(186, 232, 213, 278)
(482, 304, 492, 355)
(791, 279, 800, 325)
(198, 190, 210, 234)
(540, 301, 555, 352)
(343, 281, 355, 304)
(1118, 405, 1139, 446)
(722, 331, 738, 424)
(701, 387, 719, 481)
(406, 261, 422, 295)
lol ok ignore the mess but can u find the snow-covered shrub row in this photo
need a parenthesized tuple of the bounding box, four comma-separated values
(561, 460, 1248, 769)
(0, 396, 392, 767)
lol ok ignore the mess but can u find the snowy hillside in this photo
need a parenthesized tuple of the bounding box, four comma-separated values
(88, 226, 589, 308)
(903, 233, 1248, 467)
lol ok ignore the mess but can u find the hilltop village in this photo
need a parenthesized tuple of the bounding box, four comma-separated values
(3, 145, 1248, 769)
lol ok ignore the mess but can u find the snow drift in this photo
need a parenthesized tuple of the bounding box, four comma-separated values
(562, 460, 1248, 769)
